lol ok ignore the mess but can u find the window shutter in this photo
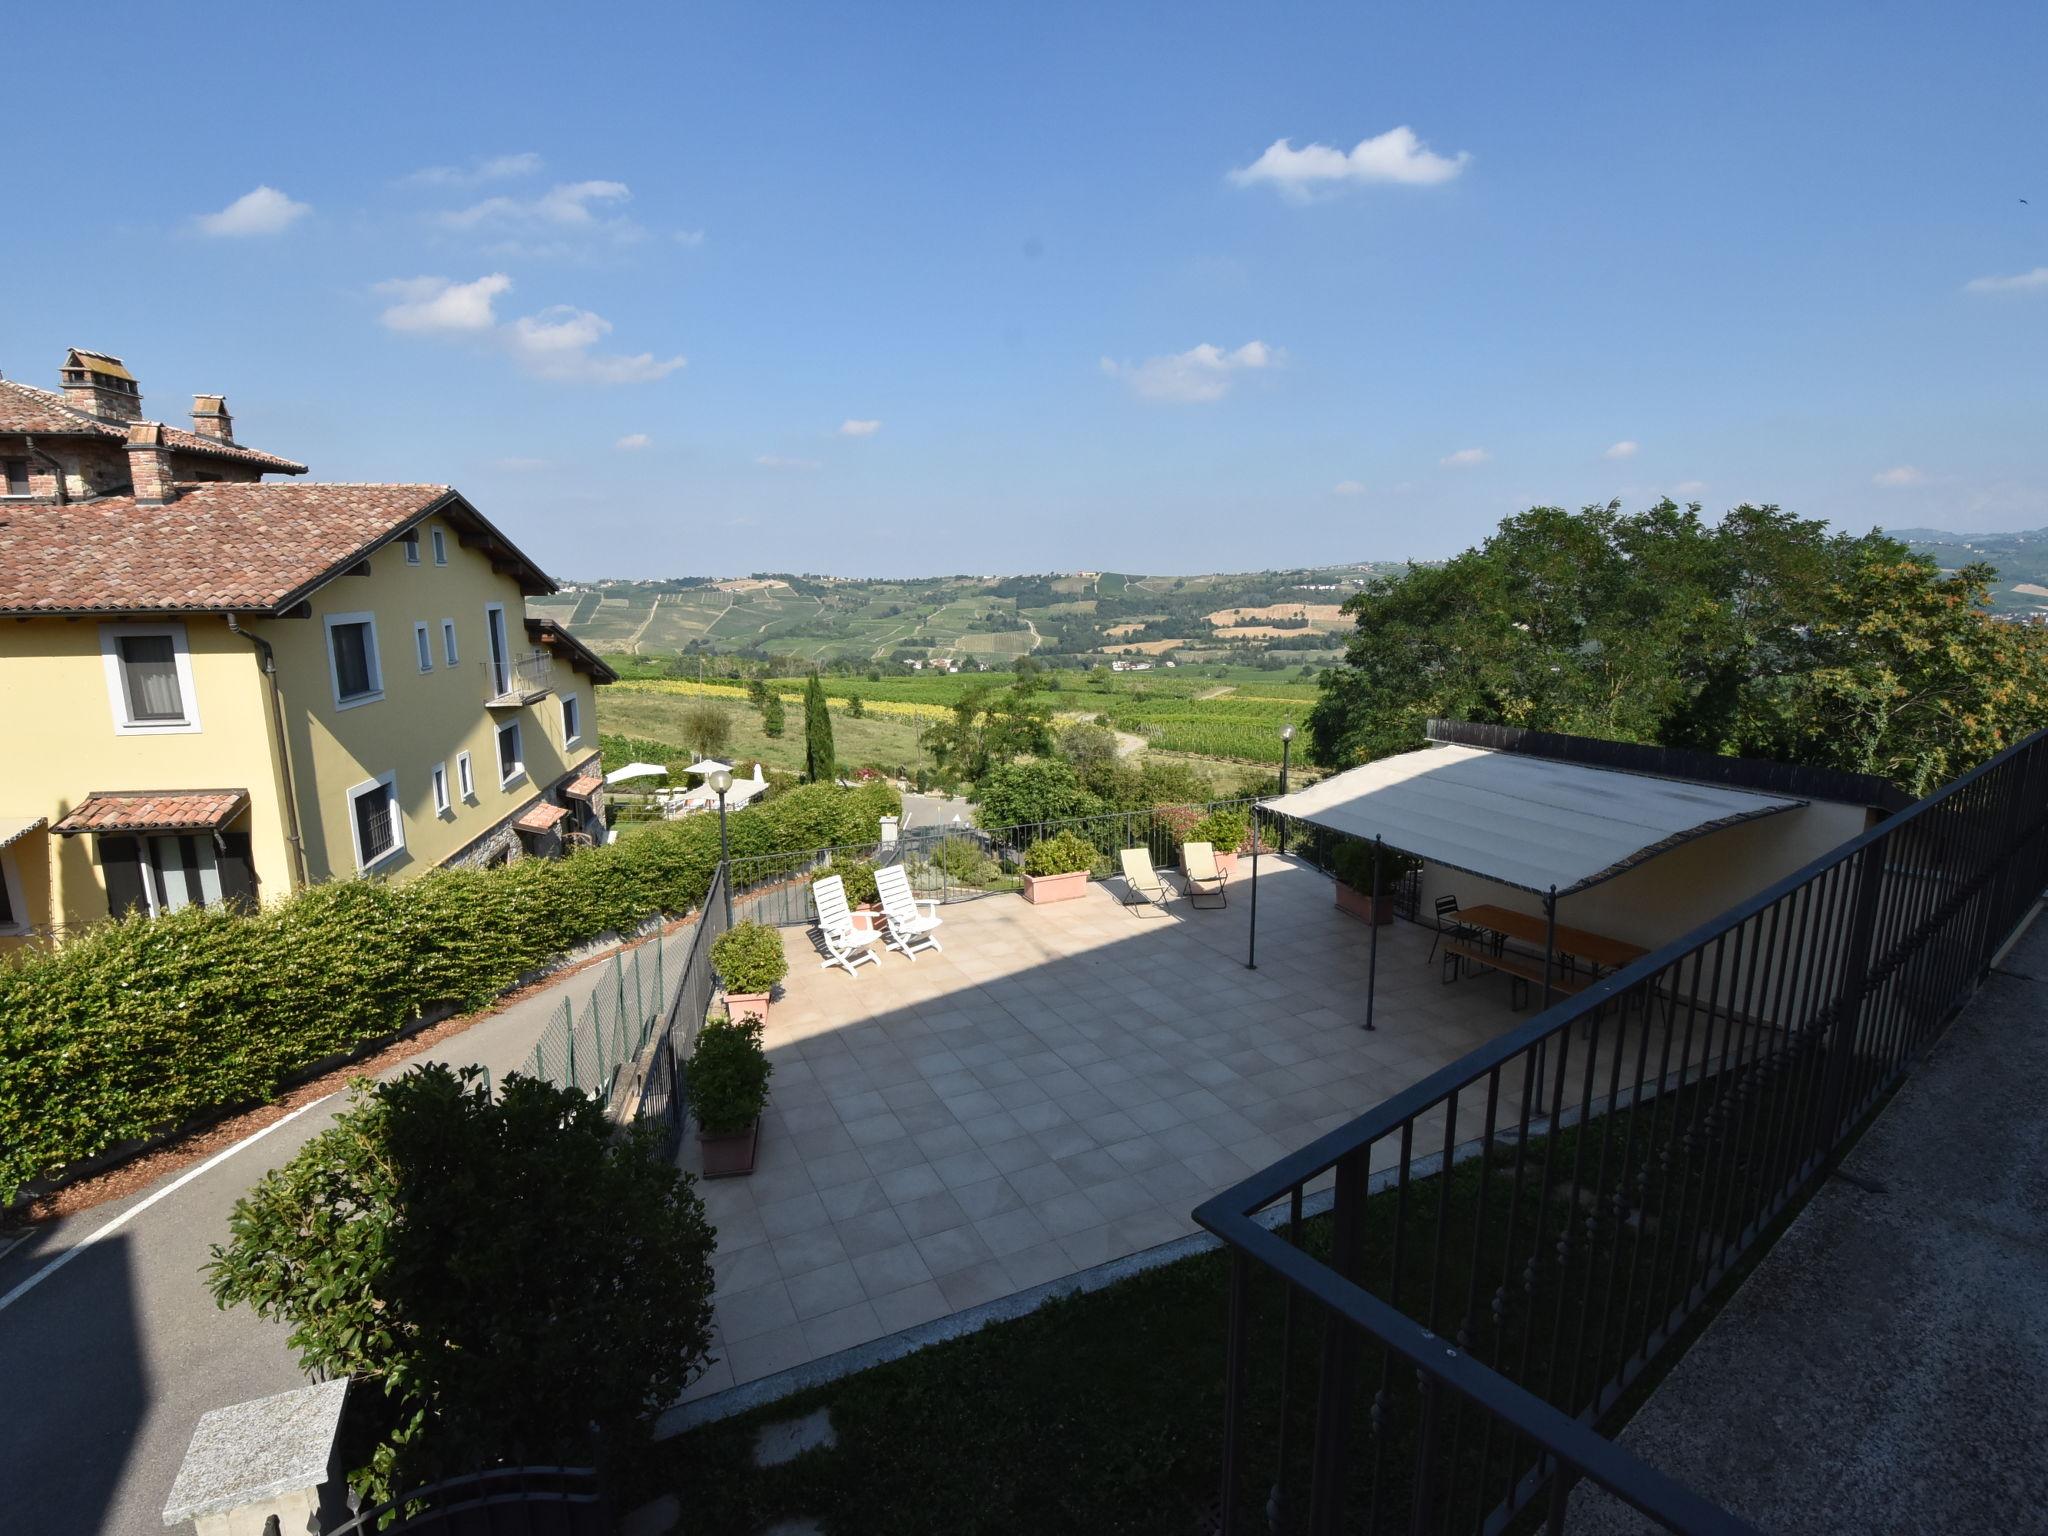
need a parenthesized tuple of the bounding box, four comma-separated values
(99, 836, 149, 917)
(217, 832, 258, 912)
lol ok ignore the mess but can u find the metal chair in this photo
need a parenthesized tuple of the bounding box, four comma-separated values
(1427, 894, 1464, 964)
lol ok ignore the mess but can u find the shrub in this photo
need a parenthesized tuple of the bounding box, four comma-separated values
(975, 758, 1103, 831)
(1022, 830, 1099, 879)
(1332, 840, 1421, 895)
(0, 781, 899, 1204)
(205, 1065, 715, 1503)
(821, 858, 879, 905)
(712, 921, 788, 997)
(686, 1014, 773, 1134)
(1187, 807, 1252, 855)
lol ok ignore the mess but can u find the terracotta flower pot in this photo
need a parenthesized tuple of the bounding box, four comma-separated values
(698, 1119, 760, 1178)
(725, 990, 772, 1025)
(851, 904, 881, 933)
(1214, 851, 1241, 880)
(1022, 870, 1090, 904)
(1333, 883, 1395, 926)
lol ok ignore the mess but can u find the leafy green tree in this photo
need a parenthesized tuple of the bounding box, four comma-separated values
(205, 1066, 716, 1501)
(1306, 500, 2048, 795)
(680, 700, 733, 761)
(847, 693, 866, 718)
(762, 692, 786, 737)
(923, 683, 1055, 783)
(975, 758, 1103, 829)
(803, 672, 836, 782)
(746, 678, 771, 709)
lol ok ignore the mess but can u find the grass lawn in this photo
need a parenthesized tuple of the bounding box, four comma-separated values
(630, 1061, 1815, 1535)
(598, 689, 928, 778)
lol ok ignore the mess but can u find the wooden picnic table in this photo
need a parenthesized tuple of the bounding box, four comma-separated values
(1456, 904, 1648, 973)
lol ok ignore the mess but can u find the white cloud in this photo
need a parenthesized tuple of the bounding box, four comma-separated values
(441, 180, 633, 231)
(194, 185, 310, 236)
(1604, 440, 1639, 460)
(1672, 480, 1708, 496)
(838, 419, 882, 437)
(377, 275, 682, 384)
(375, 273, 513, 333)
(757, 454, 821, 469)
(1100, 341, 1279, 403)
(1964, 267, 2048, 294)
(674, 229, 708, 247)
(506, 305, 685, 384)
(1440, 447, 1489, 467)
(405, 152, 542, 188)
(1332, 480, 1368, 496)
(615, 433, 651, 451)
(1873, 465, 1926, 487)
(1228, 127, 1470, 200)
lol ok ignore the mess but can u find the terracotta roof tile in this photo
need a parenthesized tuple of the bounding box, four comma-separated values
(514, 802, 571, 834)
(564, 774, 603, 799)
(0, 378, 304, 472)
(159, 425, 307, 474)
(54, 789, 247, 834)
(0, 481, 531, 614)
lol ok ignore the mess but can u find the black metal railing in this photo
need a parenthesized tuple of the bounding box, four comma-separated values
(1197, 728, 2048, 1534)
(615, 865, 729, 1159)
(326, 1466, 607, 1534)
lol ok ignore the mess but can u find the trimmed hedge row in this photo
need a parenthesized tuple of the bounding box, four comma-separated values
(0, 782, 899, 1203)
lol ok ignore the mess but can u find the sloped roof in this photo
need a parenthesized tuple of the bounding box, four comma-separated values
(54, 789, 247, 835)
(1264, 743, 1804, 896)
(0, 378, 305, 472)
(525, 615, 619, 683)
(514, 802, 571, 834)
(0, 816, 47, 850)
(0, 482, 554, 615)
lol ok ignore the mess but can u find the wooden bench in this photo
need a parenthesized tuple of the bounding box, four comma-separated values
(1442, 937, 1591, 1010)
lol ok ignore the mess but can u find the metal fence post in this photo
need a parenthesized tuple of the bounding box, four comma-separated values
(564, 997, 577, 1091)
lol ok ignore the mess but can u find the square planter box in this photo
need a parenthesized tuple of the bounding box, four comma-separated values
(725, 990, 773, 1025)
(1022, 870, 1090, 904)
(698, 1119, 760, 1178)
(1333, 884, 1396, 926)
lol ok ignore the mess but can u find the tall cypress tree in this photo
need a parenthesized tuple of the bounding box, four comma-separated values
(803, 673, 835, 782)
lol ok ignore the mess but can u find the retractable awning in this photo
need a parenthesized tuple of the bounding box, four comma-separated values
(1263, 744, 1803, 897)
(0, 816, 46, 850)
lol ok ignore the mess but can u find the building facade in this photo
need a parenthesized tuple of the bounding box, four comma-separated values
(0, 349, 613, 953)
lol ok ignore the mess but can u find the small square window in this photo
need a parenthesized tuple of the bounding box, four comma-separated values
(431, 528, 448, 565)
(349, 774, 402, 871)
(414, 623, 433, 673)
(327, 615, 382, 706)
(432, 763, 452, 815)
(2, 458, 29, 497)
(497, 721, 524, 786)
(402, 532, 421, 564)
(101, 622, 199, 733)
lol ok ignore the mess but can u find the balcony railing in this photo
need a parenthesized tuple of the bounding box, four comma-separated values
(484, 649, 556, 707)
(1197, 728, 2048, 1534)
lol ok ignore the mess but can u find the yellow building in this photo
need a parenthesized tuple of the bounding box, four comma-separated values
(0, 349, 614, 953)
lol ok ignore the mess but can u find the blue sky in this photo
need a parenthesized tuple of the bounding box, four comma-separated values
(6, 2, 2043, 577)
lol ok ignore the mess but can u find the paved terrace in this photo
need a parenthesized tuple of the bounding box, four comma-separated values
(679, 855, 1549, 1401)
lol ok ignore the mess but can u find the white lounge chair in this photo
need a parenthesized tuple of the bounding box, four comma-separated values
(1119, 847, 1173, 916)
(874, 863, 944, 960)
(1182, 841, 1229, 909)
(812, 873, 881, 976)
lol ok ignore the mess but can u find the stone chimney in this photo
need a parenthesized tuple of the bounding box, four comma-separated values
(190, 394, 234, 442)
(59, 348, 143, 422)
(126, 422, 176, 504)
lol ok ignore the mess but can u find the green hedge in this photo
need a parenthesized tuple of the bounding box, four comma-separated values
(0, 781, 898, 1204)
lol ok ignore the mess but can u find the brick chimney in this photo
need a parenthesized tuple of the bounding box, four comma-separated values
(190, 394, 234, 442)
(126, 422, 176, 504)
(59, 348, 143, 422)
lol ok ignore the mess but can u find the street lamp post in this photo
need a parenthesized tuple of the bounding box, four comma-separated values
(1278, 723, 1294, 855)
(709, 766, 734, 927)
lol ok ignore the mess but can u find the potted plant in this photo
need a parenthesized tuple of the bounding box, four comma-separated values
(821, 857, 881, 930)
(1020, 830, 1099, 904)
(712, 921, 789, 1026)
(1186, 807, 1253, 879)
(1331, 841, 1419, 926)
(687, 1013, 773, 1177)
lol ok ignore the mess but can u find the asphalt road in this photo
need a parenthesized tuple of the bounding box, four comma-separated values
(0, 936, 675, 1536)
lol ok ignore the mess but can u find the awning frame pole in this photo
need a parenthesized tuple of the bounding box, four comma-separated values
(1364, 835, 1382, 1032)
(1245, 806, 1261, 970)
(1541, 884, 1558, 1009)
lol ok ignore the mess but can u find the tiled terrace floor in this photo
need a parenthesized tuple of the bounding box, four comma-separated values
(679, 855, 1541, 1401)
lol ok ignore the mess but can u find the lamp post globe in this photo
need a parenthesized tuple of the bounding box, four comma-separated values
(1278, 723, 1295, 853)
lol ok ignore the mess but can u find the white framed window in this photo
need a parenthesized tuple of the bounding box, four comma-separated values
(432, 762, 452, 815)
(441, 619, 459, 667)
(402, 531, 421, 564)
(431, 527, 448, 565)
(414, 622, 433, 673)
(346, 772, 404, 872)
(324, 612, 384, 709)
(0, 848, 27, 936)
(560, 692, 582, 746)
(99, 622, 201, 735)
(139, 834, 223, 915)
(497, 720, 524, 788)
(457, 750, 476, 800)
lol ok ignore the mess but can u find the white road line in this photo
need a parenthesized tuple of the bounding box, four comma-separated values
(0, 1093, 336, 1316)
